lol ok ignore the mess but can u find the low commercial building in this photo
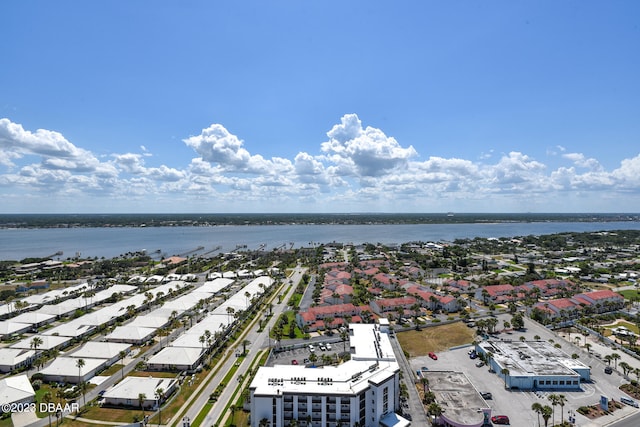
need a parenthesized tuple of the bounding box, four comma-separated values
(69, 341, 131, 367)
(39, 356, 107, 384)
(105, 326, 156, 345)
(146, 347, 204, 372)
(249, 322, 404, 427)
(102, 376, 178, 409)
(0, 375, 36, 407)
(0, 321, 32, 339)
(475, 340, 590, 391)
(10, 334, 72, 352)
(423, 371, 491, 427)
(0, 349, 35, 373)
(9, 312, 56, 328)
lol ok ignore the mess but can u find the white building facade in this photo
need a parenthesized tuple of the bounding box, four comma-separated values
(250, 323, 402, 427)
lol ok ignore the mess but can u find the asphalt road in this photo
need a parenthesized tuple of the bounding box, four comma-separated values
(180, 266, 306, 426)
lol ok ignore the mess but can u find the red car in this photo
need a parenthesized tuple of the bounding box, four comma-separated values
(291, 359, 298, 365)
(428, 352, 438, 360)
(491, 415, 510, 425)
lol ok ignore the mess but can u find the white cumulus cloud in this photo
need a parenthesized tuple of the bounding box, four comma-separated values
(320, 114, 418, 177)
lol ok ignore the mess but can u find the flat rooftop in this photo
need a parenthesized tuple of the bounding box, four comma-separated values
(479, 340, 587, 377)
(424, 371, 489, 426)
(349, 323, 396, 361)
(250, 359, 399, 396)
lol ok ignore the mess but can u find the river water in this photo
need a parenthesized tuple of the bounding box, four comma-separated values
(1, 221, 639, 261)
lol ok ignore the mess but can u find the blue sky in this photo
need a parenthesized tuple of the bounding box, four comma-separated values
(1, 1, 639, 213)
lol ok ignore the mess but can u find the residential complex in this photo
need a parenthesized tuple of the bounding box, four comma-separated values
(249, 322, 403, 427)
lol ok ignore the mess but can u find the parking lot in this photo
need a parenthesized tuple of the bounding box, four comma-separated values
(266, 339, 346, 367)
(409, 314, 638, 426)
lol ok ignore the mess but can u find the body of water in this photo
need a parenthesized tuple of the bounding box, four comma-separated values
(1, 221, 639, 261)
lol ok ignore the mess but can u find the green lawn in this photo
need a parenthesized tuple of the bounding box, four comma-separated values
(618, 289, 640, 300)
(269, 310, 305, 340)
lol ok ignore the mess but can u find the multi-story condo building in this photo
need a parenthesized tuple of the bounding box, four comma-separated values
(249, 323, 401, 427)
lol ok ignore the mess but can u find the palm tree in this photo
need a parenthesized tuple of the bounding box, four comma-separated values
(242, 339, 251, 356)
(138, 393, 146, 420)
(340, 329, 349, 352)
(155, 387, 165, 426)
(324, 316, 335, 335)
(226, 306, 235, 324)
(531, 402, 543, 427)
(427, 402, 443, 420)
(620, 361, 632, 377)
(557, 394, 567, 424)
(500, 367, 510, 389)
(548, 394, 559, 426)
(43, 391, 53, 427)
(119, 350, 127, 379)
(309, 353, 318, 366)
(78, 381, 88, 408)
(611, 352, 621, 369)
(76, 358, 85, 384)
(31, 336, 43, 353)
(541, 405, 553, 427)
(420, 376, 429, 394)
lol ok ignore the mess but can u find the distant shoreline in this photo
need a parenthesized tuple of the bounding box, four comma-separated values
(0, 212, 639, 229)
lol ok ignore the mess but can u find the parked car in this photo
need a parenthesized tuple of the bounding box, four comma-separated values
(319, 344, 326, 351)
(428, 352, 438, 360)
(605, 366, 613, 374)
(491, 415, 510, 424)
(470, 352, 477, 359)
(326, 343, 332, 351)
(480, 392, 492, 400)
(308, 345, 315, 352)
(476, 361, 485, 367)
(291, 359, 298, 365)
(621, 396, 639, 408)
(421, 366, 429, 372)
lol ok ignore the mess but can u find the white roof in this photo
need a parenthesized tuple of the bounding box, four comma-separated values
(170, 333, 205, 349)
(35, 304, 77, 317)
(69, 341, 131, 359)
(0, 321, 31, 335)
(161, 294, 200, 312)
(0, 374, 35, 405)
(42, 318, 95, 338)
(105, 326, 156, 342)
(9, 312, 56, 325)
(251, 323, 399, 396)
(40, 356, 106, 378)
(103, 376, 177, 400)
(75, 311, 119, 326)
(11, 334, 72, 351)
(147, 347, 203, 365)
(251, 359, 399, 396)
(129, 314, 170, 328)
(0, 348, 34, 366)
(349, 323, 396, 362)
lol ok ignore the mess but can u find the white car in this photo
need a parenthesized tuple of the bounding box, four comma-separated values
(319, 344, 326, 351)
(326, 343, 332, 351)
(308, 345, 315, 352)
